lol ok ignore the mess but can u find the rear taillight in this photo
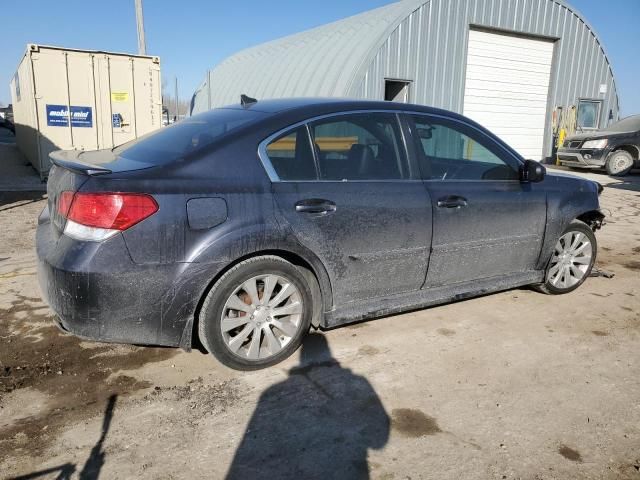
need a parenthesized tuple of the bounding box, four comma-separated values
(57, 191, 158, 242)
(57, 191, 75, 217)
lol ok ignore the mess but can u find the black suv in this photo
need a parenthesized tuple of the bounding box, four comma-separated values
(557, 115, 640, 176)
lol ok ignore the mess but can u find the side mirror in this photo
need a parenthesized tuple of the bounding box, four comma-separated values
(520, 159, 546, 183)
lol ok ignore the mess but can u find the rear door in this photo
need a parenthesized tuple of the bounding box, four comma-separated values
(407, 113, 547, 287)
(265, 112, 433, 306)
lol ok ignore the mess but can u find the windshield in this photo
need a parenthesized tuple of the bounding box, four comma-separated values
(113, 108, 267, 165)
(603, 115, 640, 133)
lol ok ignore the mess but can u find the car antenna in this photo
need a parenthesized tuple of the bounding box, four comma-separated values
(240, 94, 258, 108)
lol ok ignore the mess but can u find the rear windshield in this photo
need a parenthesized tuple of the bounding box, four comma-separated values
(113, 108, 266, 165)
(603, 115, 640, 133)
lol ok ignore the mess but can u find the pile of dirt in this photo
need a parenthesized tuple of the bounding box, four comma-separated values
(140, 377, 241, 419)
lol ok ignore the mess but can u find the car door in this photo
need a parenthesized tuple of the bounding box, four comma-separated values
(406, 113, 547, 287)
(263, 112, 433, 306)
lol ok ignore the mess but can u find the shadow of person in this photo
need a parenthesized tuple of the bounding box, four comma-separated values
(78, 394, 117, 480)
(9, 394, 117, 480)
(226, 333, 390, 480)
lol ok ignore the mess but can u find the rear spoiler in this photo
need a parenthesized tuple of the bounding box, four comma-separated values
(49, 150, 112, 176)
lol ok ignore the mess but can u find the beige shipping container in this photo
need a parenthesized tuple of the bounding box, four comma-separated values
(10, 44, 162, 178)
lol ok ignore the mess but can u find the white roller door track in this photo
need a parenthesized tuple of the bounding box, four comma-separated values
(463, 29, 554, 161)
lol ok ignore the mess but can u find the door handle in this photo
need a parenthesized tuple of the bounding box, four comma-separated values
(295, 199, 337, 215)
(436, 195, 468, 209)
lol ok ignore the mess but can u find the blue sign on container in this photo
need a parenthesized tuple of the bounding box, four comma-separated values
(46, 105, 93, 128)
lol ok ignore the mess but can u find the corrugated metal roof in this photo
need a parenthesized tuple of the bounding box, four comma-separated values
(192, 0, 619, 147)
(192, 1, 424, 112)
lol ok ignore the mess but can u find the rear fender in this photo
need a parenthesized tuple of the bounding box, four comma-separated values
(185, 222, 333, 311)
(166, 223, 334, 349)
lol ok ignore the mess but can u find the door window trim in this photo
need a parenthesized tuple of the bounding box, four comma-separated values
(258, 109, 524, 182)
(259, 110, 416, 183)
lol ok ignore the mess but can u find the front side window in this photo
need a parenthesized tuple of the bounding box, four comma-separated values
(410, 115, 519, 181)
(309, 113, 408, 181)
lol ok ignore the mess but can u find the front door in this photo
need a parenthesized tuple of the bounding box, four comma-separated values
(266, 112, 432, 306)
(407, 114, 547, 287)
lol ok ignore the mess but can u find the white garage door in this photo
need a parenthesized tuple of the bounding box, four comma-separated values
(463, 30, 554, 161)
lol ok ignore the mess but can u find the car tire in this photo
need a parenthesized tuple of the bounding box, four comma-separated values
(538, 220, 597, 295)
(605, 150, 634, 176)
(198, 256, 313, 370)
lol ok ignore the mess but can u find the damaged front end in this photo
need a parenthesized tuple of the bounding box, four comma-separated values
(579, 209, 605, 232)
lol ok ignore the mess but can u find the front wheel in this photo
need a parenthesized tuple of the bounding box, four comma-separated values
(539, 220, 597, 295)
(198, 256, 313, 370)
(605, 150, 634, 177)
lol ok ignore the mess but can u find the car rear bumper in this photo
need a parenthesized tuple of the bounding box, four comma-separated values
(36, 209, 206, 349)
(557, 148, 607, 168)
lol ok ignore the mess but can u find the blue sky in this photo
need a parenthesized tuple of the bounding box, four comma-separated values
(1, 0, 638, 116)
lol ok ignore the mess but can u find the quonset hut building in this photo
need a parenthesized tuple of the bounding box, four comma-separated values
(190, 0, 619, 161)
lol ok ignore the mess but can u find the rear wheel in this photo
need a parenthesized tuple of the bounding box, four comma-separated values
(539, 220, 597, 295)
(199, 256, 313, 370)
(605, 150, 634, 176)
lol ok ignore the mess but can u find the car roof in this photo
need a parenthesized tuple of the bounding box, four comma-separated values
(603, 114, 640, 133)
(219, 97, 454, 117)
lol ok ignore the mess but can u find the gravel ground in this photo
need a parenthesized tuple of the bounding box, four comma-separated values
(0, 167, 639, 480)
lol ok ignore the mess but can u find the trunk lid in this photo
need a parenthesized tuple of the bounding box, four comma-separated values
(49, 150, 113, 176)
(49, 148, 159, 174)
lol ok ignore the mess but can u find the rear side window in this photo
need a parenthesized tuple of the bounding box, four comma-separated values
(266, 126, 317, 181)
(309, 113, 407, 181)
(114, 108, 266, 165)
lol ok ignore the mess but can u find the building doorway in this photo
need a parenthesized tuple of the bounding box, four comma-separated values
(384, 79, 411, 103)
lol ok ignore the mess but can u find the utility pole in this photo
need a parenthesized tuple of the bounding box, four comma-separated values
(174, 77, 179, 121)
(135, 0, 146, 55)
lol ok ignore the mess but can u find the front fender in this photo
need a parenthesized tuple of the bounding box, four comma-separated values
(536, 175, 601, 270)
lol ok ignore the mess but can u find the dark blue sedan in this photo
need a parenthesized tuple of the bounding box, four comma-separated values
(37, 98, 604, 370)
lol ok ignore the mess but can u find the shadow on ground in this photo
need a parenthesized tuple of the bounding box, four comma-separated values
(0, 191, 47, 209)
(8, 395, 117, 480)
(605, 180, 640, 193)
(226, 333, 390, 479)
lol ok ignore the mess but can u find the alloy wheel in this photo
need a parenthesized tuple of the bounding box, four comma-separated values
(220, 274, 303, 360)
(546, 231, 593, 289)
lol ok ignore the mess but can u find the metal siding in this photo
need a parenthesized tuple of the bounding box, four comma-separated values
(195, 0, 618, 159)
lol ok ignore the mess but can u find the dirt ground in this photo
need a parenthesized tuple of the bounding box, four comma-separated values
(1, 169, 639, 480)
